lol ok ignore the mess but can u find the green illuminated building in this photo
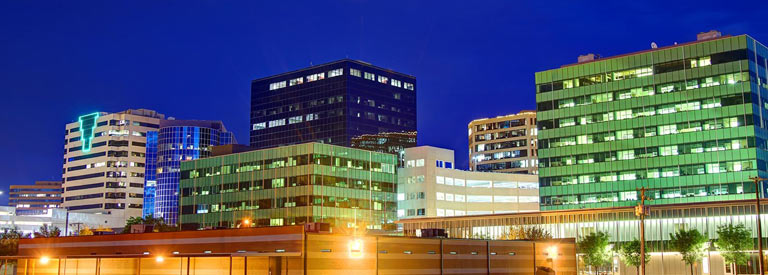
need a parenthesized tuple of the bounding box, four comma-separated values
(179, 143, 397, 230)
(536, 32, 768, 210)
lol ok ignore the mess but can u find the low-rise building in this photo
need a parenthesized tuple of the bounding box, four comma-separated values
(398, 146, 539, 219)
(0, 206, 125, 236)
(9, 181, 62, 216)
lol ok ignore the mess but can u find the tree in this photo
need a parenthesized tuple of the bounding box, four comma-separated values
(0, 227, 30, 256)
(123, 216, 178, 233)
(578, 231, 612, 274)
(35, 225, 61, 238)
(617, 239, 650, 275)
(715, 224, 752, 275)
(669, 228, 708, 275)
(501, 226, 553, 241)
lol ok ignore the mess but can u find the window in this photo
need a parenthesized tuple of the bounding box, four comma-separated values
(268, 119, 285, 128)
(328, 68, 343, 78)
(454, 179, 465, 186)
(397, 209, 405, 217)
(455, 195, 465, 202)
(364, 72, 375, 81)
(288, 116, 302, 124)
(616, 110, 633, 120)
(416, 159, 425, 167)
(306, 73, 325, 82)
(616, 130, 633, 140)
(436, 192, 445, 200)
(378, 75, 389, 84)
(660, 146, 678, 156)
(306, 114, 318, 121)
(404, 82, 414, 90)
(658, 124, 677, 135)
(494, 196, 517, 203)
(445, 177, 454, 186)
(617, 150, 635, 160)
(436, 176, 445, 184)
(289, 77, 303, 86)
(391, 79, 402, 87)
(406, 160, 415, 168)
(437, 209, 445, 217)
(445, 193, 454, 201)
(397, 193, 405, 201)
(252, 122, 266, 130)
(467, 195, 492, 202)
(350, 69, 361, 77)
(269, 81, 286, 90)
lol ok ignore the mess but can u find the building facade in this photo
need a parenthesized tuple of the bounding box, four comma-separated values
(0, 206, 125, 236)
(350, 131, 417, 167)
(536, 33, 768, 210)
(468, 111, 538, 174)
(398, 146, 539, 219)
(142, 120, 235, 225)
(398, 199, 768, 275)
(178, 143, 397, 230)
(62, 109, 165, 226)
(250, 59, 417, 149)
(8, 181, 62, 216)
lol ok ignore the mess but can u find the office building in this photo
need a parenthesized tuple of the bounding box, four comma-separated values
(468, 111, 538, 174)
(62, 109, 165, 226)
(142, 120, 235, 225)
(9, 226, 576, 275)
(8, 181, 62, 216)
(178, 143, 397, 230)
(398, 146, 539, 219)
(535, 32, 768, 210)
(250, 59, 417, 149)
(350, 131, 417, 167)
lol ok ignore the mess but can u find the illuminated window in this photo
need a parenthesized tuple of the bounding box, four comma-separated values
(616, 130, 633, 140)
(617, 150, 635, 160)
(436, 192, 444, 200)
(660, 146, 679, 156)
(252, 122, 266, 130)
(305, 114, 318, 121)
(269, 81, 286, 90)
(289, 77, 303, 86)
(288, 116, 302, 124)
(416, 159, 425, 167)
(391, 79, 401, 87)
(268, 119, 285, 128)
(658, 125, 677, 135)
(364, 72, 375, 81)
(615, 110, 632, 120)
(378, 75, 388, 84)
(397, 193, 405, 201)
(436, 176, 444, 184)
(350, 69, 361, 77)
(306, 73, 325, 82)
(404, 82, 414, 90)
(437, 209, 445, 216)
(454, 179, 465, 186)
(445, 193, 454, 201)
(328, 68, 343, 78)
(397, 209, 405, 217)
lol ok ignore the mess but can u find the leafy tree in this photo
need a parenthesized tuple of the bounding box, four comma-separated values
(79, 227, 94, 236)
(669, 228, 708, 275)
(123, 216, 178, 233)
(501, 226, 553, 241)
(0, 227, 30, 255)
(578, 231, 611, 274)
(34, 224, 61, 238)
(617, 239, 650, 275)
(715, 224, 752, 275)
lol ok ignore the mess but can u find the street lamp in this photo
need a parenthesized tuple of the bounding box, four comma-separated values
(39, 256, 50, 264)
(750, 176, 767, 275)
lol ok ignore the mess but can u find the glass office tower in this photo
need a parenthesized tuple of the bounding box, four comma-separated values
(142, 120, 234, 225)
(536, 33, 768, 210)
(178, 143, 397, 230)
(250, 59, 416, 149)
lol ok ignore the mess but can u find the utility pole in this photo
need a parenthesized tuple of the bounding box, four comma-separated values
(751, 176, 767, 275)
(635, 187, 649, 275)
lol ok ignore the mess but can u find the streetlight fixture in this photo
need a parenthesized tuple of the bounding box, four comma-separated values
(750, 176, 767, 275)
(39, 256, 50, 264)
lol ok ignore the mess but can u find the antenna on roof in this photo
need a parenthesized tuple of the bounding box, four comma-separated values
(651, 42, 658, 49)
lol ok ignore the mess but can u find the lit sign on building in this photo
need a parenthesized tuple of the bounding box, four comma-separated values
(78, 112, 99, 152)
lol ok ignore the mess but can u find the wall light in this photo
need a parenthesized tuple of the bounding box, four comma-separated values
(39, 256, 50, 264)
(546, 246, 558, 260)
(155, 256, 164, 263)
(348, 238, 364, 259)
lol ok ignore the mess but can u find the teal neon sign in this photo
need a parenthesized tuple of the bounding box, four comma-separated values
(78, 112, 100, 152)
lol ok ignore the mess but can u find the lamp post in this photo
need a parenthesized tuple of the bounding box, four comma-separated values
(635, 187, 649, 275)
(750, 176, 767, 275)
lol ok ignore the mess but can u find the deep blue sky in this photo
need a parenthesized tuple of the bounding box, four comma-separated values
(1, 1, 766, 204)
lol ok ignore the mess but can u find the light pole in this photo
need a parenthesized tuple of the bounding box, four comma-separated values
(751, 176, 767, 275)
(635, 187, 649, 275)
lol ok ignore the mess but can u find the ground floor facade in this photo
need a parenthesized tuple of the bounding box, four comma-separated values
(398, 199, 768, 275)
(3, 225, 576, 275)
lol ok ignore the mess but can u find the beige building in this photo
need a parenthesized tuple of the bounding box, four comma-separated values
(62, 109, 165, 227)
(397, 146, 539, 219)
(9, 181, 62, 216)
(468, 111, 538, 174)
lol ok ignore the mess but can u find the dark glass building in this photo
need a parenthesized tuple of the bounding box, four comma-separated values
(250, 59, 417, 149)
(350, 131, 417, 167)
(142, 120, 235, 225)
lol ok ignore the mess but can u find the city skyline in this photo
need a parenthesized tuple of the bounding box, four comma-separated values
(1, 1, 767, 206)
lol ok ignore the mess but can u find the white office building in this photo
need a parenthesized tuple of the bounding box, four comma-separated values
(397, 146, 539, 219)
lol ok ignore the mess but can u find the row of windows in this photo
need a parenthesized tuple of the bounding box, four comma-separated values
(184, 175, 396, 194)
(541, 159, 756, 187)
(541, 182, 751, 206)
(435, 176, 539, 189)
(473, 129, 529, 142)
(66, 119, 159, 134)
(67, 161, 145, 172)
(474, 139, 528, 152)
(397, 192, 425, 201)
(472, 150, 528, 163)
(269, 68, 414, 91)
(184, 196, 394, 214)
(539, 72, 748, 112)
(64, 182, 143, 192)
(541, 92, 749, 130)
(476, 160, 534, 172)
(252, 111, 332, 131)
(537, 49, 747, 93)
(183, 154, 395, 180)
(254, 96, 344, 118)
(473, 118, 530, 132)
(542, 115, 751, 149)
(541, 137, 751, 168)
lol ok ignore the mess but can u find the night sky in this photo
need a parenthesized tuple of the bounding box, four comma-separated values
(1, 1, 766, 205)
